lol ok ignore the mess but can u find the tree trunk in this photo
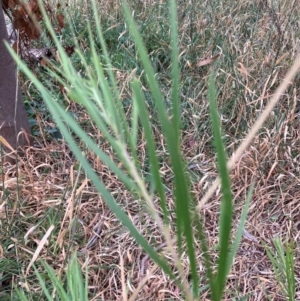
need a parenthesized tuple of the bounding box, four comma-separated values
(0, 5, 31, 162)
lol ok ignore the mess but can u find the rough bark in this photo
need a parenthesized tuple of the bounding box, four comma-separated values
(0, 5, 31, 161)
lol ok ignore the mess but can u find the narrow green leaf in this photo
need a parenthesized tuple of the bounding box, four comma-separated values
(51, 100, 175, 279)
(226, 183, 254, 275)
(91, 0, 132, 147)
(122, 3, 198, 289)
(88, 28, 141, 173)
(170, 0, 180, 141)
(5, 45, 138, 195)
(88, 27, 123, 138)
(67, 253, 87, 301)
(132, 79, 169, 223)
(194, 211, 217, 300)
(171, 155, 197, 287)
(121, 1, 171, 134)
(37, 1, 76, 80)
(285, 243, 295, 301)
(130, 91, 140, 164)
(8, 46, 176, 282)
(273, 237, 286, 265)
(264, 241, 286, 295)
(208, 74, 233, 300)
(14, 288, 29, 301)
(41, 261, 69, 300)
(33, 265, 53, 301)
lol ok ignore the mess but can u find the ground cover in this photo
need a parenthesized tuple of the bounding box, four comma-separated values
(1, 0, 300, 300)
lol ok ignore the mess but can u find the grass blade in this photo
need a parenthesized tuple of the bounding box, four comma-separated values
(194, 212, 216, 300)
(7, 46, 176, 282)
(208, 74, 233, 300)
(132, 79, 169, 223)
(226, 183, 254, 275)
(33, 265, 53, 301)
(170, 0, 180, 141)
(285, 242, 295, 301)
(14, 289, 30, 301)
(91, 0, 132, 146)
(67, 253, 88, 301)
(122, 2, 198, 297)
(41, 261, 69, 300)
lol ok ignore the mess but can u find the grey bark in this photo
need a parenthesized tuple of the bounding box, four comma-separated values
(0, 5, 31, 161)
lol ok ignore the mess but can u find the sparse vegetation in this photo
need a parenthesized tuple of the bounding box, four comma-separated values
(1, 0, 300, 300)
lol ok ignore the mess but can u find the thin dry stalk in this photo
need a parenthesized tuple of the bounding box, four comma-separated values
(129, 264, 157, 301)
(119, 246, 128, 301)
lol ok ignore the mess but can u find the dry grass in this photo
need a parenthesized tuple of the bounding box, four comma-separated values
(1, 0, 300, 300)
